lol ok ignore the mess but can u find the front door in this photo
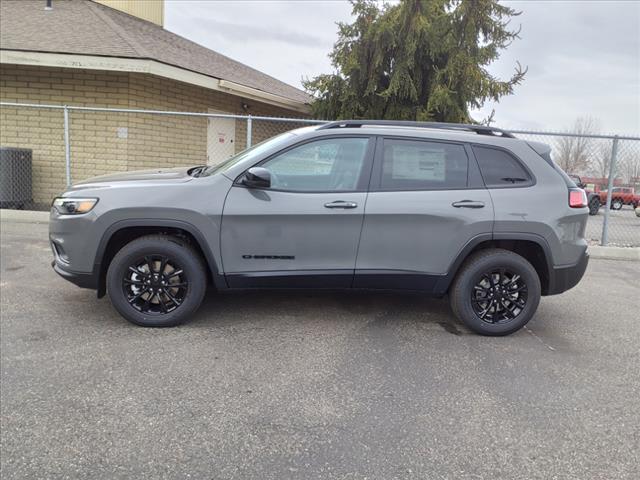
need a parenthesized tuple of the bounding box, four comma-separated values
(354, 136, 494, 291)
(221, 136, 374, 288)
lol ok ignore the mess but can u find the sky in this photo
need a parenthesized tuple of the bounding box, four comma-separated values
(165, 0, 640, 136)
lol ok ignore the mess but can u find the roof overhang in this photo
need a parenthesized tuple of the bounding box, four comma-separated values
(0, 49, 311, 114)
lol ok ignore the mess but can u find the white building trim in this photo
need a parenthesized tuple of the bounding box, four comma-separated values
(0, 50, 310, 114)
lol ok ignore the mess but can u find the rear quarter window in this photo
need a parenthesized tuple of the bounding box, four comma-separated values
(472, 145, 533, 187)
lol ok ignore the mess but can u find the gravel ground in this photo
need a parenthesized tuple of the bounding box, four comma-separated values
(1, 220, 639, 480)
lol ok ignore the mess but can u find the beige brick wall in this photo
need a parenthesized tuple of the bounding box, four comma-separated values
(0, 64, 309, 206)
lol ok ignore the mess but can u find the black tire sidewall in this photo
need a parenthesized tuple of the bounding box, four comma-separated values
(107, 237, 206, 327)
(452, 251, 541, 336)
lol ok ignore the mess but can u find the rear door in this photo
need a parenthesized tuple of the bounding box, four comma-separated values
(354, 136, 494, 290)
(221, 136, 375, 288)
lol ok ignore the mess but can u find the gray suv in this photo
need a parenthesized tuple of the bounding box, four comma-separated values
(49, 120, 589, 335)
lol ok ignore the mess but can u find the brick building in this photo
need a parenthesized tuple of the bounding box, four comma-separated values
(0, 0, 311, 205)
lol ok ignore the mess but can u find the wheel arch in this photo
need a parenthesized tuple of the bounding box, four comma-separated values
(93, 219, 226, 297)
(437, 233, 554, 296)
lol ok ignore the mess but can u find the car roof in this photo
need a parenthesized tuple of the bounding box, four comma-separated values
(318, 120, 514, 137)
(290, 124, 529, 148)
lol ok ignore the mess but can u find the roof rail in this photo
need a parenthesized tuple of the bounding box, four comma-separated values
(317, 120, 515, 138)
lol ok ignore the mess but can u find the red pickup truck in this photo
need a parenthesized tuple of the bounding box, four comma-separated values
(597, 187, 640, 210)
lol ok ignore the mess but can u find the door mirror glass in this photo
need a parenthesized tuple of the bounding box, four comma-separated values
(242, 167, 271, 188)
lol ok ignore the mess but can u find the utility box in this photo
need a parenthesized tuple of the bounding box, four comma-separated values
(0, 147, 33, 209)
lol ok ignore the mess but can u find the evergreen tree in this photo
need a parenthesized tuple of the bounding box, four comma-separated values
(303, 0, 526, 122)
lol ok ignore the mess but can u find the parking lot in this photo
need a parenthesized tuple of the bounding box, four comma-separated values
(585, 206, 640, 247)
(1, 218, 639, 479)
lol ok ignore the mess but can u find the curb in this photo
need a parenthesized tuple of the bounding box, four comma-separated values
(1, 209, 639, 261)
(588, 246, 640, 261)
(0, 209, 49, 223)
(0, 208, 49, 223)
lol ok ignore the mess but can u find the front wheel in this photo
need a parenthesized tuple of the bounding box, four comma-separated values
(588, 196, 600, 215)
(106, 235, 207, 327)
(449, 249, 541, 336)
(611, 199, 623, 210)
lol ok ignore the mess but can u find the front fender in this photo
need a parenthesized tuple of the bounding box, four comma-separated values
(91, 211, 227, 294)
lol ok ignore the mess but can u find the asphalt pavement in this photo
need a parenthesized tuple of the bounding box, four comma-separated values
(1, 219, 639, 479)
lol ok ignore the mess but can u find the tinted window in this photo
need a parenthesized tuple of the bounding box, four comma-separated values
(380, 139, 468, 190)
(472, 146, 531, 187)
(262, 137, 368, 192)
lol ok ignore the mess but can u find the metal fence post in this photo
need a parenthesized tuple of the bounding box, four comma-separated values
(63, 105, 71, 188)
(246, 115, 252, 148)
(601, 136, 619, 246)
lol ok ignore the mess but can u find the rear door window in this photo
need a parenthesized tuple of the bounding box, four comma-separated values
(472, 145, 532, 187)
(378, 139, 469, 190)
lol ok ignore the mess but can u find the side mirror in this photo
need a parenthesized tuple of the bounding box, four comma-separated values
(242, 167, 271, 189)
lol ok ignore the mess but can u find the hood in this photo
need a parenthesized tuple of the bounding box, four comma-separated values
(72, 166, 203, 188)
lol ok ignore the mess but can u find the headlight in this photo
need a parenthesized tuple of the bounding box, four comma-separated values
(52, 197, 98, 215)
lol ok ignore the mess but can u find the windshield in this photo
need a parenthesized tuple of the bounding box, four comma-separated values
(201, 132, 296, 176)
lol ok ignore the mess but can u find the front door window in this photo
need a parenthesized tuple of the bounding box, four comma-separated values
(261, 137, 369, 192)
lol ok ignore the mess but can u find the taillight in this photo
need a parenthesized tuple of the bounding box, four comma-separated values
(569, 188, 588, 208)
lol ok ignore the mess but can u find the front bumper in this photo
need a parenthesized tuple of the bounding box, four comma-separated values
(546, 249, 589, 295)
(52, 260, 97, 290)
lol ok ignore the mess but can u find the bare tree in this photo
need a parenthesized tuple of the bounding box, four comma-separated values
(619, 151, 640, 186)
(554, 117, 600, 174)
(592, 142, 615, 179)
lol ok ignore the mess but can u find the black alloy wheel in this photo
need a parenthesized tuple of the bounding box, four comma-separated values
(123, 255, 188, 314)
(449, 248, 541, 336)
(107, 235, 207, 327)
(471, 268, 528, 324)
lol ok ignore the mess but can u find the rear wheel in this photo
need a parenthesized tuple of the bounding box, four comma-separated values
(107, 235, 207, 327)
(588, 196, 600, 215)
(611, 199, 623, 210)
(449, 249, 541, 336)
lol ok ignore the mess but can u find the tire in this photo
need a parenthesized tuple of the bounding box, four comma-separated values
(588, 196, 600, 215)
(106, 235, 207, 327)
(611, 199, 623, 210)
(449, 249, 541, 336)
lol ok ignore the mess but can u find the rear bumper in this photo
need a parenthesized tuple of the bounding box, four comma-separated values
(52, 261, 97, 290)
(546, 250, 589, 296)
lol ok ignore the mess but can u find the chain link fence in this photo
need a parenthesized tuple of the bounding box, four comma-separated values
(513, 131, 640, 247)
(1, 102, 638, 246)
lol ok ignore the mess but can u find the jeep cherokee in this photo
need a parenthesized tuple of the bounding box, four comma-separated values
(49, 120, 589, 335)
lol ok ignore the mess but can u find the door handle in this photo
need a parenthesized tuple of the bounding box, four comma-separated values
(452, 200, 485, 209)
(324, 201, 358, 209)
